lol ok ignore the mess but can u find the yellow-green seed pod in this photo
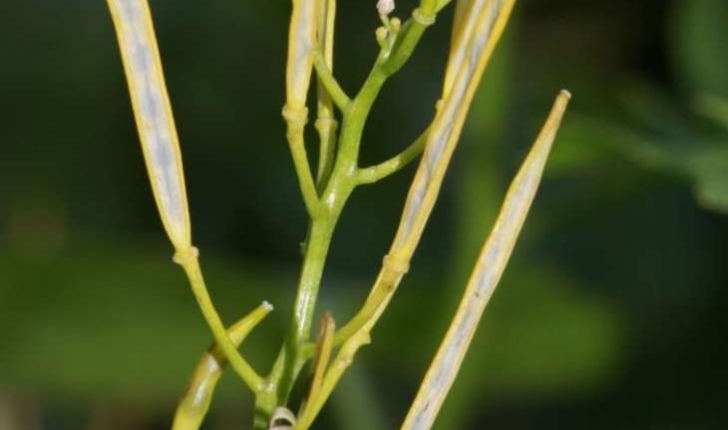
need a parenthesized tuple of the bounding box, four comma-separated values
(389, 0, 517, 260)
(106, 0, 191, 252)
(400, 91, 570, 430)
(286, 0, 318, 110)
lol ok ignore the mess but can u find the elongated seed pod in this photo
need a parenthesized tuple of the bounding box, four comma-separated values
(400, 91, 571, 430)
(106, 0, 191, 252)
(107, 0, 265, 394)
(286, 0, 318, 110)
(389, 0, 517, 261)
(443, 0, 482, 97)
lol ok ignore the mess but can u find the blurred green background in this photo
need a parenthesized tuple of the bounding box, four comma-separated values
(2, 0, 728, 429)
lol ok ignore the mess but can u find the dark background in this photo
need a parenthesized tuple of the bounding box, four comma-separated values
(2, 0, 728, 429)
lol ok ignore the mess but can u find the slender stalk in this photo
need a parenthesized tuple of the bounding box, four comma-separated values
(291, 220, 338, 342)
(357, 128, 429, 184)
(283, 106, 322, 217)
(254, 215, 342, 430)
(314, 0, 340, 188)
(380, 0, 438, 76)
(176, 250, 264, 392)
(313, 51, 351, 112)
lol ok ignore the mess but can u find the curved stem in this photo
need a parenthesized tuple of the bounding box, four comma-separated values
(177, 250, 264, 392)
(357, 128, 429, 184)
(313, 50, 351, 112)
(283, 106, 322, 217)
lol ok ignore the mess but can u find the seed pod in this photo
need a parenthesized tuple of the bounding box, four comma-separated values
(389, 0, 517, 259)
(286, 0, 318, 110)
(400, 91, 570, 430)
(106, 0, 191, 252)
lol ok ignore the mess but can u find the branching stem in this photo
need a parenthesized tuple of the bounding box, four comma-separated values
(255, 1, 447, 428)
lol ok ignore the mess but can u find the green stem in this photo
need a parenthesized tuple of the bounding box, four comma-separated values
(292, 219, 338, 342)
(254, 3, 446, 428)
(357, 128, 429, 184)
(313, 50, 351, 111)
(254, 215, 343, 429)
(178, 252, 264, 392)
(283, 105, 322, 217)
(315, 116, 339, 189)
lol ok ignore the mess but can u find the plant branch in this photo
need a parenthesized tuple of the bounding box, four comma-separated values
(380, 0, 439, 76)
(283, 106, 322, 217)
(436, 0, 454, 13)
(175, 249, 265, 392)
(313, 50, 351, 112)
(314, 0, 339, 188)
(357, 128, 429, 184)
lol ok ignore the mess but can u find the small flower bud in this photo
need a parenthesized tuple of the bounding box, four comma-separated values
(377, 0, 395, 16)
(375, 26, 389, 47)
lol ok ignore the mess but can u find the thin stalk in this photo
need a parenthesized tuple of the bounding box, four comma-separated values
(176, 251, 264, 392)
(357, 128, 429, 184)
(313, 50, 351, 112)
(283, 106, 322, 217)
(254, 215, 342, 429)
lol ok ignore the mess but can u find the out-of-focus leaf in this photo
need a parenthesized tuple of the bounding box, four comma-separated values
(671, 0, 728, 98)
(563, 108, 728, 214)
